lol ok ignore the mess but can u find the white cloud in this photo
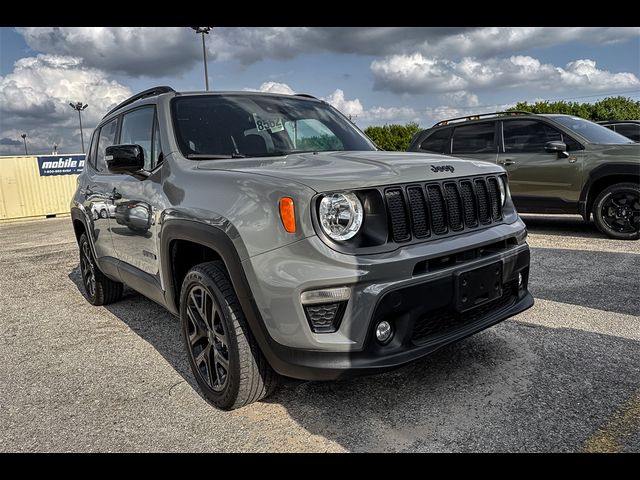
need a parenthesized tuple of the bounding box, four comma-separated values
(371, 53, 640, 94)
(17, 27, 640, 76)
(256, 81, 296, 95)
(322, 89, 364, 117)
(0, 54, 131, 155)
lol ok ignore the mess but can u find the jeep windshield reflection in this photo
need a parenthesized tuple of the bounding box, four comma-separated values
(171, 94, 377, 159)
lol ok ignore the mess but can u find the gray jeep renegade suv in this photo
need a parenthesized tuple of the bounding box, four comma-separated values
(71, 86, 533, 409)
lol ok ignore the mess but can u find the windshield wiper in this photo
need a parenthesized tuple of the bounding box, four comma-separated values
(186, 153, 246, 160)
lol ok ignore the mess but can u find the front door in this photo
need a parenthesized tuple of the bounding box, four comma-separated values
(82, 118, 120, 261)
(497, 119, 584, 212)
(109, 106, 163, 279)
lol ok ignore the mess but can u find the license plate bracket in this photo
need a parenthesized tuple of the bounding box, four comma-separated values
(455, 261, 503, 312)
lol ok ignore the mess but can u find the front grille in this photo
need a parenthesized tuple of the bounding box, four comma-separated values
(412, 283, 517, 344)
(385, 176, 503, 243)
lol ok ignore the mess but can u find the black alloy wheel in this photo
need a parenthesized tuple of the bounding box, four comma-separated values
(593, 183, 640, 240)
(185, 285, 230, 392)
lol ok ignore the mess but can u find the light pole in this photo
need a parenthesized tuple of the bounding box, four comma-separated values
(21, 133, 28, 155)
(69, 102, 88, 153)
(191, 27, 212, 91)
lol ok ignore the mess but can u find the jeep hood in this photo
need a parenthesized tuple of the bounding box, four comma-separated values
(195, 151, 503, 192)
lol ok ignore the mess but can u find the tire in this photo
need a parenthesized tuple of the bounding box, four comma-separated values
(99, 209, 108, 219)
(592, 183, 640, 240)
(78, 233, 123, 305)
(180, 261, 277, 410)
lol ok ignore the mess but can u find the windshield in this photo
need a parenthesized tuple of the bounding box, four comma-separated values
(550, 116, 634, 145)
(171, 94, 377, 158)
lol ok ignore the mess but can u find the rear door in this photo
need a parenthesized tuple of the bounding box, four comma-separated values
(450, 121, 499, 164)
(497, 119, 584, 211)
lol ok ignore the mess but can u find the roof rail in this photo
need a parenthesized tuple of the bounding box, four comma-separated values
(433, 111, 531, 127)
(103, 86, 176, 119)
(294, 93, 319, 100)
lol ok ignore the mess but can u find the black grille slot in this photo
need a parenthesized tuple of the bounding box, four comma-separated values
(475, 179, 491, 224)
(407, 186, 430, 238)
(487, 177, 502, 220)
(385, 189, 410, 242)
(459, 181, 478, 227)
(426, 185, 447, 235)
(444, 183, 463, 231)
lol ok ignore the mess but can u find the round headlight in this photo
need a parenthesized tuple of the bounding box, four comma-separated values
(498, 177, 507, 207)
(319, 192, 363, 241)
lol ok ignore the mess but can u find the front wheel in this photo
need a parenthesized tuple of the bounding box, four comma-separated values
(180, 261, 277, 410)
(593, 183, 640, 240)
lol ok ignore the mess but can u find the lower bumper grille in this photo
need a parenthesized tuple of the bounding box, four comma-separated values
(412, 282, 518, 344)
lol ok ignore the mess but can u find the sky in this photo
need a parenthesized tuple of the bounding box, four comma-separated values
(0, 27, 638, 155)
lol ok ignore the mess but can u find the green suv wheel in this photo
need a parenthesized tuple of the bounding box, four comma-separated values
(180, 261, 277, 410)
(593, 183, 640, 240)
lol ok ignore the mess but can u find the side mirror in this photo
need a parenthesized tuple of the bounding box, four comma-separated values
(544, 141, 569, 159)
(105, 144, 145, 173)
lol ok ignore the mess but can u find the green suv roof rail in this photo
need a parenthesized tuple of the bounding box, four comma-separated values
(103, 86, 176, 119)
(433, 111, 532, 128)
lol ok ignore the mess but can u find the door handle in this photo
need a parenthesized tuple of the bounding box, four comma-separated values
(110, 188, 122, 201)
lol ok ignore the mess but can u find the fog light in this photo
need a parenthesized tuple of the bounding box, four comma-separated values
(375, 321, 393, 344)
(518, 273, 523, 288)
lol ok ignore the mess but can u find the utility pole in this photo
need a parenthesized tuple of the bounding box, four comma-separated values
(191, 27, 213, 91)
(69, 102, 88, 153)
(21, 133, 28, 155)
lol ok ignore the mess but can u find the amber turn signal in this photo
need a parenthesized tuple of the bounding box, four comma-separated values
(279, 197, 296, 233)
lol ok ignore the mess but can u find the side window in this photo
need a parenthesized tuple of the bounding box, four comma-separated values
(502, 120, 561, 153)
(152, 117, 163, 168)
(614, 124, 640, 142)
(419, 128, 451, 154)
(96, 117, 119, 172)
(561, 133, 582, 151)
(452, 122, 496, 154)
(120, 107, 155, 171)
(86, 130, 98, 169)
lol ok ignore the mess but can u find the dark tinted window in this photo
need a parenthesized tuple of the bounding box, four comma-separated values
(614, 124, 640, 142)
(87, 131, 98, 169)
(121, 107, 155, 170)
(562, 134, 582, 151)
(603, 124, 616, 131)
(452, 122, 496, 154)
(503, 120, 562, 153)
(96, 117, 119, 172)
(419, 128, 451, 153)
(172, 95, 376, 158)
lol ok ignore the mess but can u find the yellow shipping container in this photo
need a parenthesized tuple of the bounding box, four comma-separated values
(0, 155, 82, 221)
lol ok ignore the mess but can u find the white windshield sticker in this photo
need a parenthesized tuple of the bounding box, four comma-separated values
(253, 114, 284, 133)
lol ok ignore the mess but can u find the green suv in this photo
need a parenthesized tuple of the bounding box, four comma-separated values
(408, 112, 640, 239)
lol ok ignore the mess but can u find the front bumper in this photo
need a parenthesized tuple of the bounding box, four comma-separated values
(241, 219, 533, 380)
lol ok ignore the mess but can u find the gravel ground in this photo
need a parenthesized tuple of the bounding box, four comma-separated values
(0, 214, 638, 452)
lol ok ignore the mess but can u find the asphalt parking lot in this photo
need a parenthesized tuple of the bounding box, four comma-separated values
(0, 214, 638, 452)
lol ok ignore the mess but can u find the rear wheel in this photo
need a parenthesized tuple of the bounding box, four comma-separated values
(78, 233, 123, 305)
(593, 183, 640, 240)
(180, 261, 277, 410)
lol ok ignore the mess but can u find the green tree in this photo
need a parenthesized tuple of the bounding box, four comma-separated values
(508, 96, 640, 122)
(364, 122, 422, 151)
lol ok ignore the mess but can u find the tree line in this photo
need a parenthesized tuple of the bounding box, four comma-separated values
(363, 96, 640, 151)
